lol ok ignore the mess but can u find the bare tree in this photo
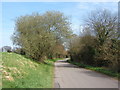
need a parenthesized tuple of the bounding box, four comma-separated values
(85, 9, 118, 46)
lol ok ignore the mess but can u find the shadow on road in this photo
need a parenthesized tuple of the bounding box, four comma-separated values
(79, 70, 112, 78)
(56, 60, 119, 80)
(55, 60, 79, 68)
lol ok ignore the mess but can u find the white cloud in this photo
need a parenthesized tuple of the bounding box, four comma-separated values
(76, 2, 118, 13)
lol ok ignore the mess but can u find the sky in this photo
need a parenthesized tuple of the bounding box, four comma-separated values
(0, 2, 118, 48)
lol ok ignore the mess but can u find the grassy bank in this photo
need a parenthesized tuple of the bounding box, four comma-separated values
(1, 52, 59, 88)
(68, 60, 120, 79)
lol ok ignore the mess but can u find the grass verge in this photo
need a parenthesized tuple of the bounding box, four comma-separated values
(68, 60, 120, 79)
(1, 52, 61, 88)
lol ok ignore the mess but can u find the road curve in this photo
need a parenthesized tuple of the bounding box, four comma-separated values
(54, 59, 119, 88)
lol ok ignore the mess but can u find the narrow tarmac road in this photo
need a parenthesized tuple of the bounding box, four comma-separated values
(54, 59, 119, 88)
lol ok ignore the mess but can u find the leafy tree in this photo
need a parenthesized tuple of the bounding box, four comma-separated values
(69, 29, 96, 64)
(84, 9, 118, 66)
(69, 9, 119, 72)
(12, 11, 72, 61)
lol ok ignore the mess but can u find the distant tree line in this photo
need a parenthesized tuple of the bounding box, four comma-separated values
(69, 9, 120, 72)
(12, 11, 72, 61)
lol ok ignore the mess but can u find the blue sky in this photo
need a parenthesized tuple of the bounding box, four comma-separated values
(1, 2, 118, 48)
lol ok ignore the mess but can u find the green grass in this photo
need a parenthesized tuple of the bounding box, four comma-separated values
(68, 60, 120, 79)
(1, 52, 61, 88)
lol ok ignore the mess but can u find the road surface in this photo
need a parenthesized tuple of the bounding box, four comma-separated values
(54, 59, 119, 88)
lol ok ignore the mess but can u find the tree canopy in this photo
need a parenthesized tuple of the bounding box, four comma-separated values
(12, 11, 73, 61)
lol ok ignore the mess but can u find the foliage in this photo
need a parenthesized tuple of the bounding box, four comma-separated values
(99, 39, 120, 72)
(51, 43, 67, 59)
(69, 30, 96, 65)
(13, 48, 26, 55)
(12, 11, 72, 61)
(69, 9, 119, 72)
